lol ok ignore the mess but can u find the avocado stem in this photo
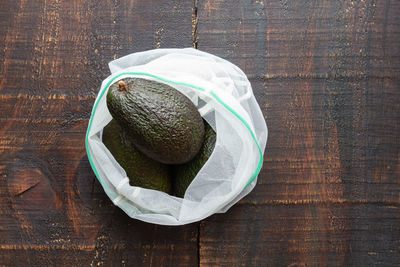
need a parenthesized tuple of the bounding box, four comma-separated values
(118, 81, 128, 92)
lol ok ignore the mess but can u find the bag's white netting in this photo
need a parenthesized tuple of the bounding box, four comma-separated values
(86, 48, 268, 225)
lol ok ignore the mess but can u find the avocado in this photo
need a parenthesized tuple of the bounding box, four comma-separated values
(106, 78, 205, 165)
(102, 119, 171, 193)
(173, 121, 216, 197)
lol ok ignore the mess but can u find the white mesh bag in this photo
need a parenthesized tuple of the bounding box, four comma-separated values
(85, 48, 268, 225)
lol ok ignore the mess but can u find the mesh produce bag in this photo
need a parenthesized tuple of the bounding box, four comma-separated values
(86, 48, 268, 225)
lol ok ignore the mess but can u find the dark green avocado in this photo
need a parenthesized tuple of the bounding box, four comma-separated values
(102, 119, 171, 193)
(173, 121, 216, 198)
(106, 78, 205, 165)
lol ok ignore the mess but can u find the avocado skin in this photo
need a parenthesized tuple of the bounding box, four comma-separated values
(107, 78, 205, 165)
(102, 120, 171, 193)
(173, 121, 216, 198)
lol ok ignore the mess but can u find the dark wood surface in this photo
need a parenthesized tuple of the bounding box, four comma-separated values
(0, 0, 399, 266)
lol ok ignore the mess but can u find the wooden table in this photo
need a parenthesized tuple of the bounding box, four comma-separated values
(1, 1, 399, 266)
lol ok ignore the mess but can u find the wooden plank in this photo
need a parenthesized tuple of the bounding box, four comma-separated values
(197, 0, 400, 266)
(0, 0, 194, 97)
(0, 0, 198, 266)
(1, 151, 199, 266)
(200, 204, 400, 266)
(244, 76, 399, 205)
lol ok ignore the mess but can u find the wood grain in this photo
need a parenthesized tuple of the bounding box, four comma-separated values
(200, 203, 399, 266)
(0, 0, 197, 266)
(1, 0, 399, 266)
(197, 0, 400, 266)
